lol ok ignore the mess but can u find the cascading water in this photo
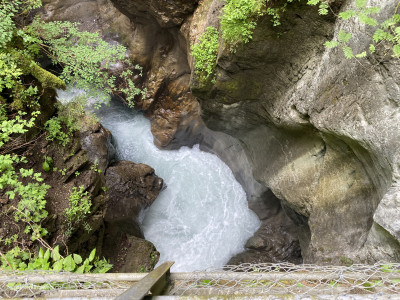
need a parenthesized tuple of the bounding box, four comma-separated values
(58, 89, 260, 272)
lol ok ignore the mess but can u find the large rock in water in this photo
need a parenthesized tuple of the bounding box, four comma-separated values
(104, 161, 163, 232)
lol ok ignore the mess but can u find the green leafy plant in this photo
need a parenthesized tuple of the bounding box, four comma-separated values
(220, 0, 265, 49)
(29, 19, 145, 107)
(91, 164, 101, 174)
(220, 0, 297, 50)
(0, 246, 111, 273)
(65, 186, 92, 237)
(44, 117, 70, 146)
(0, 0, 123, 275)
(191, 26, 219, 84)
(42, 156, 53, 172)
(0, 152, 50, 241)
(313, 0, 400, 59)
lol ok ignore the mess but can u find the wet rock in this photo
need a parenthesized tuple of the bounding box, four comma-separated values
(80, 123, 116, 172)
(109, 235, 159, 273)
(102, 160, 163, 269)
(229, 192, 302, 265)
(110, 0, 199, 28)
(41, 0, 203, 150)
(102, 160, 163, 272)
(192, 0, 400, 264)
(104, 161, 163, 224)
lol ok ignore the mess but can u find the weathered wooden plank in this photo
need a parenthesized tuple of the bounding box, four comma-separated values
(116, 261, 174, 300)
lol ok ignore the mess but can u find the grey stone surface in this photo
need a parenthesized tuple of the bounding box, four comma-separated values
(191, 0, 400, 263)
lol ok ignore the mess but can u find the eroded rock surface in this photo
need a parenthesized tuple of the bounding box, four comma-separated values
(104, 161, 163, 233)
(101, 161, 163, 272)
(190, 0, 400, 263)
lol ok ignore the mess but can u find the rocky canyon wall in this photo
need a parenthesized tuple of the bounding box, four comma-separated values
(188, 0, 400, 264)
(41, 0, 400, 265)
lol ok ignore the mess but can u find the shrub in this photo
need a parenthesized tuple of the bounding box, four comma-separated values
(191, 26, 220, 84)
(220, 0, 265, 50)
(65, 186, 92, 237)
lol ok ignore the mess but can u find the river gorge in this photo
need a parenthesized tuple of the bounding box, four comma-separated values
(35, 0, 400, 271)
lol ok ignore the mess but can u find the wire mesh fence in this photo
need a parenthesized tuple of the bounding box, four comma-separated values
(2, 263, 400, 298)
(169, 262, 400, 297)
(0, 271, 135, 298)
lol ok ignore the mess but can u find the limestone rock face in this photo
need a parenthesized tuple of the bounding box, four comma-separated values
(190, 0, 400, 263)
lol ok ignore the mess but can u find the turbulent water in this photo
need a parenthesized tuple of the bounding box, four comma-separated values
(57, 89, 260, 272)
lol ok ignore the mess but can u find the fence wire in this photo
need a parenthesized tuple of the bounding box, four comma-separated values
(169, 262, 400, 297)
(2, 263, 400, 298)
(0, 270, 132, 298)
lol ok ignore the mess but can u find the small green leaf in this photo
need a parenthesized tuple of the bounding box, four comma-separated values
(76, 265, 85, 274)
(325, 40, 339, 48)
(338, 30, 352, 43)
(53, 260, 63, 272)
(52, 246, 61, 261)
(42, 161, 50, 172)
(343, 46, 354, 59)
(339, 10, 357, 20)
(63, 255, 76, 272)
(38, 248, 44, 258)
(393, 44, 400, 57)
(355, 0, 367, 8)
(89, 248, 96, 262)
(369, 44, 376, 53)
(44, 249, 50, 262)
(356, 51, 367, 58)
(73, 254, 82, 264)
(359, 14, 378, 26)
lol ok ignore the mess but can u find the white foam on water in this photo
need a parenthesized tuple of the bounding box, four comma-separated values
(58, 89, 260, 272)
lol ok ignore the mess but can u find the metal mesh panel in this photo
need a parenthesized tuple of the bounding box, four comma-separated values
(169, 263, 400, 296)
(0, 271, 132, 298)
(1, 263, 400, 298)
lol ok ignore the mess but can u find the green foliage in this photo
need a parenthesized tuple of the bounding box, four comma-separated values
(0, 0, 121, 275)
(44, 117, 70, 146)
(0, 246, 111, 273)
(65, 186, 92, 237)
(307, 0, 329, 15)
(322, 1, 400, 59)
(44, 96, 98, 146)
(220, 0, 300, 50)
(0, 154, 50, 241)
(0, 0, 64, 109)
(0, 110, 50, 241)
(30, 19, 144, 107)
(191, 27, 219, 84)
(42, 156, 53, 172)
(220, 0, 264, 49)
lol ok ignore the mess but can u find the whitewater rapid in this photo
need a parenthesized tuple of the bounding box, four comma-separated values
(58, 89, 260, 272)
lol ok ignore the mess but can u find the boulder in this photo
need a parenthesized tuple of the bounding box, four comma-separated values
(104, 160, 163, 226)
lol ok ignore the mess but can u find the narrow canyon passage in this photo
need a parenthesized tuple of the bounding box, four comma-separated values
(96, 98, 260, 272)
